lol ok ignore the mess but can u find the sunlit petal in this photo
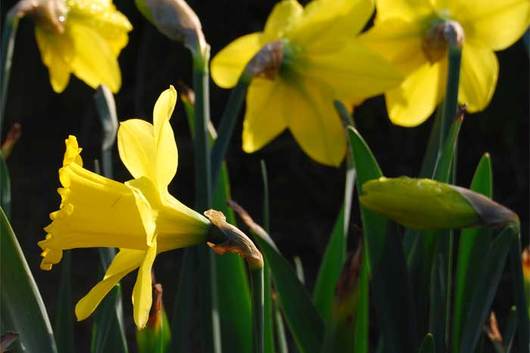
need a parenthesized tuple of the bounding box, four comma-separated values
(386, 60, 447, 127)
(132, 242, 157, 328)
(75, 249, 144, 320)
(211, 33, 262, 88)
(458, 43, 499, 112)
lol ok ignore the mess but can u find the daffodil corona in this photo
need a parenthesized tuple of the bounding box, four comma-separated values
(360, 0, 530, 126)
(211, 0, 403, 166)
(39, 86, 210, 328)
(32, 0, 132, 93)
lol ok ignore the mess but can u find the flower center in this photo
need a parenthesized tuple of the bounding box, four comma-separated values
(422, 19, 464, 63)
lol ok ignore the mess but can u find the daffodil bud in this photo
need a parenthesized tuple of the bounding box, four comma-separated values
(360, 177, 518, 230)
(136, 283, 171, 353)
(422, 20, 464, 63)
(135, 0, 206, 55)
(8, 0, 67, 33)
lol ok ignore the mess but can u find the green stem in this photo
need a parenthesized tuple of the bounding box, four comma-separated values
(441, 35, 462, 351)
(210, 76, 250, 188)
(0, 13, 19, 138)
(250, 266, 265, 353)
(192, 48, 221, 353)
(192, 49, 213, 210)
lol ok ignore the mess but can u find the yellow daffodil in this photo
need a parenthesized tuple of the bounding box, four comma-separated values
(360, 0, 530, 126)
(211, 0, 403, 166)
(38, 86, 210, 328)
(33, 0, 132, 93)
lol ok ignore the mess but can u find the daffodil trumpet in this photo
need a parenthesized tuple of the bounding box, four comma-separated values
(39, 86, 261, 329)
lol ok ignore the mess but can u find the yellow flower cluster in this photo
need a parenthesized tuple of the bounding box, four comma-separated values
(212, 0, 529, 164)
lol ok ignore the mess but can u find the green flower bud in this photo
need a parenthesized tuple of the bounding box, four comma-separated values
(360, 177, 518, 230)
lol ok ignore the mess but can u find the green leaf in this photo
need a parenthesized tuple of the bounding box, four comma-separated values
(252, 235, 324, 353)
(54, 252, 75, 353)
(0, 153, 11, 217)
(418, 334, 435, 353)
(459, 226, 516, 353)
(348, 127, 417, 353)
(452, 154, 493, 353)
(213, 165, 252, 353)
(0, 207, 58, 353)
(313, 208, 347, 323)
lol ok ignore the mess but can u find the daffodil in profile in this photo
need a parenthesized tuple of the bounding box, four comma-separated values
(38, 86, 210, 328)
(25, 0, 132, 93)
(211, 0, 402, 166)
(360, 0, 530, 126)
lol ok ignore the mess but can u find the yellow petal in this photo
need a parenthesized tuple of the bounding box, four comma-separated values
(75, 249, 144, 320)
(69, 0, 133, 54)
(262, 0, 303, 42)
(152, 86, 178, 190)
(458, 44, 498, 113)
(456, 0, 530, 50)
(374, 0, 433, 22)
(132, 241, 157, 328)
(118, 87, 178, 193)
(211, 33, 262, 88)
(69, 22, 121, 92)
(118, 118, 155, 175)
(290, 0, 374, 53)
(242, 79, 289, 153)
(287, 79, 346, 167)
(303, 40, 404, 102)
(126, 176, 209, 252)
(358, 19, 426, 74)
(386, 60, 447, 127)
(35, 26, 74, 93)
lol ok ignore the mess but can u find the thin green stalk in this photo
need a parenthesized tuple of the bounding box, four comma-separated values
(440, 32, 462, 350)
(192, 49, 213, 210)
(192, 48, 221, 353)
(0, 13, 19, 138)
(250, 266, 265, 353)
(260, 160, 274, 353)
(210, 77, 250, 188)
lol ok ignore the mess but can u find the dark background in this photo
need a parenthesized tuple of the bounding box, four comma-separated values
(2, 0, 529, 351)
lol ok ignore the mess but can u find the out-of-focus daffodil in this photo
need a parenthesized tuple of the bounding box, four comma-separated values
(38, 86, 210, 328)
(360, 0, 530, 126)
(211, 0, 403, 166)
(32, 0, 132, 93)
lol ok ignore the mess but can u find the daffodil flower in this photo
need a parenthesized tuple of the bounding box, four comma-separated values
(360, 0, 530, 126)
(34, 0, 132, 93)
(38, 86, 210, 328)
(211, 0, 403, 166)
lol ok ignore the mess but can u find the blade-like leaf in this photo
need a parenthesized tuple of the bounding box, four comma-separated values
(54, 252, 75, 353)
(459, 227, 515, 353)
(0, 154, 10, 217)
(0, 207, 58, 353)
(348, 127, 417, 353)
(252, 235, 324, 353)
(452, 154, 493, 353)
